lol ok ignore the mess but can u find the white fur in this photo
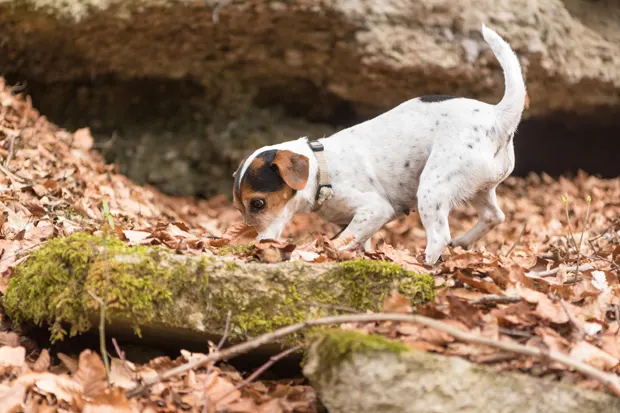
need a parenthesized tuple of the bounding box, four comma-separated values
(242, 24, 526, 265)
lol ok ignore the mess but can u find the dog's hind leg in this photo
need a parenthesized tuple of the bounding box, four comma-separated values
(417, 152, 477, 265)
(450, 186, 504, 248)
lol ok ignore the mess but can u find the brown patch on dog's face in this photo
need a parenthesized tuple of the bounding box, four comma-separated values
(232, 149, 309, 234)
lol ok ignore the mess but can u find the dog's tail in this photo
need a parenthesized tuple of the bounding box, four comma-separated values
(481, 24, 527, 134)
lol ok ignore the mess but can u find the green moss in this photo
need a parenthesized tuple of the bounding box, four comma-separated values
(216, 244, 255, 256)
(308, 329, 409, 371)
(222, 260, 434, 342)
(329, 260, 435, 310)
(2, 232, 207, 342)
(3, 234, 434, 345)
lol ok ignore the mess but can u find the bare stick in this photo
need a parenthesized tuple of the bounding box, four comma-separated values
(559, 299, 583, 338)
(470, 295, 522, 306)
(126, 313, 620, 398)
(202, 310, 232, 413)
(112, 338, 134, 379)
(213, 344, 304, 406)
(87, 290, 111, 385)
(504, 222, 527, 257)
(526, 264, 593, 278)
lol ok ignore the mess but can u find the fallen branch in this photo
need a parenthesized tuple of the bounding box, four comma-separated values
(504, 222, 527, 257)
(470, 295, 522, 306)
(202, 310, 232, 413)
(526, 264, 593, 278)
(213, 344, 304, 406)
(126, 313, 620, 399)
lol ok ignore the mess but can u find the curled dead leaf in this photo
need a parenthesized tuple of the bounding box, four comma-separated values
(31, 349, 50, 372)
(73, 350, 108, 399)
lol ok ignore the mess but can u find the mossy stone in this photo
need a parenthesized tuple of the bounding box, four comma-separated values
(3, 233, 435, 344)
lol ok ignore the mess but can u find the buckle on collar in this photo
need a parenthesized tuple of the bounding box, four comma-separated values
(308, 140, 324, 152)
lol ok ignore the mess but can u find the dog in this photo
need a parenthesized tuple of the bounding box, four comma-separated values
(232, 24, 527, 265)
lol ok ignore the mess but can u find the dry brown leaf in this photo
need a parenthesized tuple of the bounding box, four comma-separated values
(0, 383, 26, 413)
(569, 341, 619, 371)
(205, 371, 242, 409)
(382, 290, 412, 314)
(0, 346, 25, 367)
(31, 349, 51, 372)
(456, 272, 502, 295)
(73, 350, 108, 398)
(109, 358, 135, 390)
(34, 373, 82, 403)
(224, 222, 258, 244)
(57, 352, 79, 373)
(0, 332, 20, 347)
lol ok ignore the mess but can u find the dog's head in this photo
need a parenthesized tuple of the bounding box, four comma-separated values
(232, 148, 310, 240)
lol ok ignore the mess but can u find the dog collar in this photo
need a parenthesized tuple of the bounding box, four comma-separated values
(307, 140, 333, 211)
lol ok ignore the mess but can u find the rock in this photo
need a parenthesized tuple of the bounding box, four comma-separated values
(1, 232, 434, 348)
(303, 330, 620, 413)
(1, 0, 619, 195)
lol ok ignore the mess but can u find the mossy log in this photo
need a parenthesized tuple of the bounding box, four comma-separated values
(2, 233, 434, 347)
(303, 330, 620, 413)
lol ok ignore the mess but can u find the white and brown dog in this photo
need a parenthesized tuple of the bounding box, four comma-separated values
(232, 24, 527, 265)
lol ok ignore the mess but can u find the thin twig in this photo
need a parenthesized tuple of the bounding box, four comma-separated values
(112, 338, 134, 380)
(5, 133, 17, 167)
(87, 290, 111, 384)
(213, 345, 303, 406)
(589, 221, 619, 242)
(559, 298, 583, 338)
(202, 310, 232, 413)
(526, 264, 593, 278)
(126, 313, 620, 399)
(504, 222, 527, 257)
(469, 295, 522, 306)
(588, 240, 620, 271)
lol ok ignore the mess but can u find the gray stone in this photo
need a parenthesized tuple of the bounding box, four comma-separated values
(304, 330, 620, 413)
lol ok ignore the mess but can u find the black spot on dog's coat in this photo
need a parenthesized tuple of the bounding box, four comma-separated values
(419, 95, 457, 103)
(404, 161, 410, 168)
(473, 109, 480, 113)
(467, 143, 474, 149)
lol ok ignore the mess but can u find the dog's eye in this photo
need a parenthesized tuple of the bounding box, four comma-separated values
(250, 199, 265, 211)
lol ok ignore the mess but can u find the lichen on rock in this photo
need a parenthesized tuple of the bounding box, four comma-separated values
(303, 330, 620, 413)
(3, 233, 434, 344)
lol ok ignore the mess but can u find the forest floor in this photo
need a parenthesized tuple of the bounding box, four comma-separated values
(0, 77, 619, 412)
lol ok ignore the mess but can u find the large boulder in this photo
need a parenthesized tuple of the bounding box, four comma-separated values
(1, 0, 619, 196)
(303, 330, 620, 413)
(1, 232, 434, 348)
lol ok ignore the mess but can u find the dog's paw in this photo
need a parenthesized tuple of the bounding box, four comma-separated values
(449, 237, 471, 249)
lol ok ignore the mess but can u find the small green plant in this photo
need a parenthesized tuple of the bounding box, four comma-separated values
(93, 198, 115, 384)
(561, 194, 592, 278)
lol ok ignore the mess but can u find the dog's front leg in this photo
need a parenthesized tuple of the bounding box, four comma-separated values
(333, 196, 395, 251)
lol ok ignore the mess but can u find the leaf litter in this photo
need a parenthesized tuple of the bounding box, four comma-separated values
(0, 75, 619, 409)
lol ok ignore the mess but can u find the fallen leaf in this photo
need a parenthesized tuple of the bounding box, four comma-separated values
(569, 341, 619, 370)
(382, 291, 412, 313)
(0, 346, 25, 367)
(31, 349, 50, 372)
(73, 350, 108, 398)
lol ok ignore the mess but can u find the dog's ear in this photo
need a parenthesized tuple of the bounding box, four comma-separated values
(270, 150, 309, 191)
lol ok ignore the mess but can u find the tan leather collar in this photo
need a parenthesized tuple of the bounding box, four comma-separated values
(307, 140, 333, 211)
